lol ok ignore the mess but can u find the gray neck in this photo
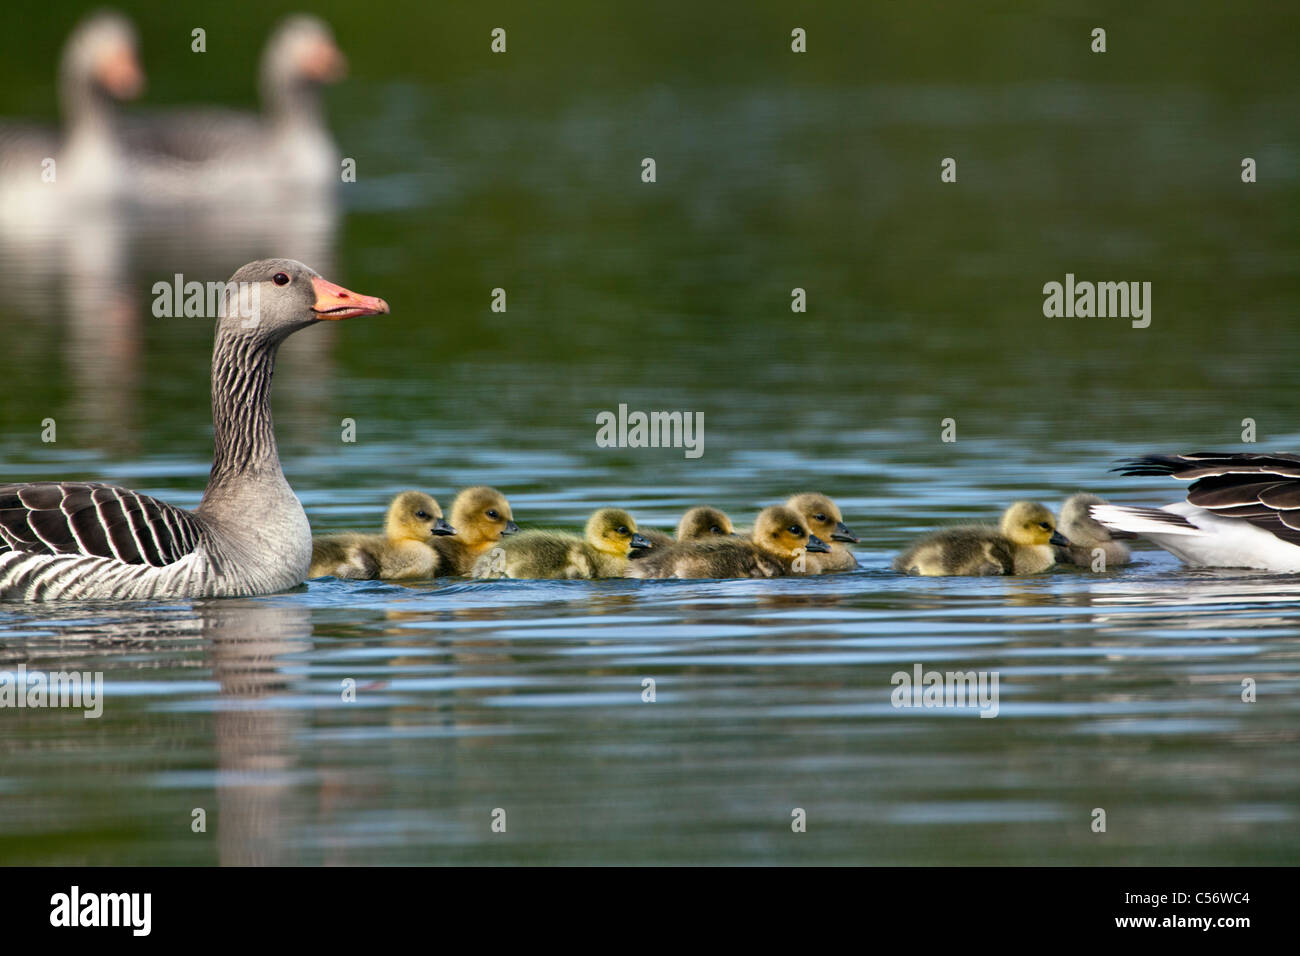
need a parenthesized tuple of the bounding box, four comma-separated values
(263, 73, 323, 132)
(201, 328, 285, 501)
(60, 74, 117, 139)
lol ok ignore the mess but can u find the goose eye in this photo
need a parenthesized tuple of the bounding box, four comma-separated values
(711, 526, 723, 535)
(616, 526, 629, 536)
(415, 511, 429, 519)
(789, 525, 802, 536)
(273, 272, 290, 286)
(486, 510, 499, 519)
(1039, 522, 1051, 530)
(814, 513, 826, 522)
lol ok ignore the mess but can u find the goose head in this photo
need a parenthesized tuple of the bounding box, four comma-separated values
(753, 505, 830, 558)
(586, 508, 649, 557)
(1000, 501, 1069, 548)
(385, 491, 455, 543)
(786, 492, 858, 544)
(261, 15, 347, 119)
(450, 486, 519, 548)
(676, 506, 734, 541)
(219, 258, 388, 344)
(59, 11, 144, 127)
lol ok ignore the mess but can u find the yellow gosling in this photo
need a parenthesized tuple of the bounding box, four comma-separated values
(892, 501, 1069, 576)
(429, 486, 519, 575)
(471, 508, 648, 579)
(786, 492, 859, 573)
(310, 491, 455, 580)
(627, 505, 828, 579)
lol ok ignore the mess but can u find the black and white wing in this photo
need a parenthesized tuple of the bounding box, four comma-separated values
(1116, 452, 1300, 545)
(0, 481, 205, 566)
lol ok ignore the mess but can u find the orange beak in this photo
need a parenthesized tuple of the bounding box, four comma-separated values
(98, 45, 145, 100)
(311, 276, 389, 320)
(304, 39, 348, 83)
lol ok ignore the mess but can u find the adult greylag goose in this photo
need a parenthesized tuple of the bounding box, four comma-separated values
(125, 15, 345, 192)
(1093, 454, 1300, 571)
(0, 11, 144, 213)
(0, 258, 388, 601)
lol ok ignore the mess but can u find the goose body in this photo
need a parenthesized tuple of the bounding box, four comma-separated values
(310, 491, 455, 580)
(0, 258, 388, 601)
(472, 508, 647, 579)
(786, 493, 859, 573)
(1054, 493, 1132, 569)
(627, 505, 828, 579)
(1093, 453, 1300, 572)
(893, 502, 1068, 576)
(428, 486, 518, 575)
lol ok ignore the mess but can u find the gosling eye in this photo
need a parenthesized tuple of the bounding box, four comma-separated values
(272, 272, 290, 286)
(616, 526, 630, 536)
(711, 525, 724, 535)
(1039, 522, 1051, 530)
(486, 510, 499, 519)
(788, 525, 803, 536)
(814, 513, 827, 522)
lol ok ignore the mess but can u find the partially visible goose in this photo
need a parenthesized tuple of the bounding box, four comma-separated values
(429, 486, 519, 575)
(627, 505, 829, 579)
(126, 15, 345, 192)
(1093, 453, 1300, 571)
(786, 493, 859, 573)
(629, 506, 734, 559)
(893, 502, 1069, 576)
(0, 258, 389, 601)
(1054, 493, 1133, 569)
(471, 508, 649, 579)
(0, 11, 144, 211)
(309, 491, 455, 580)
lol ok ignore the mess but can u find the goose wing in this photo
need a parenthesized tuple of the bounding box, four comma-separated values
(0, 481, 204, 566)
(1116, 453, 1300, 545)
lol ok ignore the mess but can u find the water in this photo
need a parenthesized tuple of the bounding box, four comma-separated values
(1, 1, 1298, 864)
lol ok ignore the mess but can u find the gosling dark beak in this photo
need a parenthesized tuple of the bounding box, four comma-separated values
(432, 518, 457, 537)
(806, 534, 831, 554)
(1049, 531, 1070, 547)
(503, 520, 520, 535)
(630, 533, 652, 550)
(830, 521, 859, 543)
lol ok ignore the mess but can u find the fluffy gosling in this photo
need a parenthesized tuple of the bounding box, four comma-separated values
(471, 508, 648, 579)
(310, 491, 455, 580)
(892, 501, 1069, 576)
(786, 492, 859, 573)
(627, 505, 828, 579)
(1054, 493, 1133, 570)
(430, 486, 519, 575)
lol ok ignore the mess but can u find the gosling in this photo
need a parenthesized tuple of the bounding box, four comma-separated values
(627, 505, 828, 579)
(630, 506, 735, 558)
(786, 493, 859, 573)
(892, 501, 1070, 576)
(310, 491, 456, 580)
(471, 508, 649, 579)
(1054, 493, 1133, 570)
(430, 486, 520, 575)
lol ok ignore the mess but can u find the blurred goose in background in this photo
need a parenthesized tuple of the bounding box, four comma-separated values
(0, 258, 389, 601)
(429, 486, 519, 575)
(786, 492, 859, 572)
(893, 501, 1068, 576)
(1054, 493, 1133, 568)
(629, 505, 734, 559)
(126, 14, 346, 195)
(0, 11, 144, 214)
(627, 505, 828, 579)
(1094, 453, 1300, 572)
(310, 491, 455, 580)
(472, 508, 649, 579)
